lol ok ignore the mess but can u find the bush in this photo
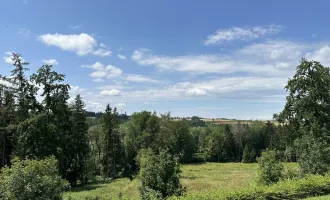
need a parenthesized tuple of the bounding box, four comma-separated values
(138, 149, 184, 200)
(0, 156, 69, 200)
(257, 149, 284, 185)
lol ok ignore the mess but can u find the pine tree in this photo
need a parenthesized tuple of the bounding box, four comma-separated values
(0, 53, 37, 167)
(68, 95, 90, 185)
(102, 104, 123, 178)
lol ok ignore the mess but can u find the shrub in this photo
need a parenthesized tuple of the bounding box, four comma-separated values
(0, 156, 69, 200)
(138, 149, 184, 200)
(257, 149, 284, 185)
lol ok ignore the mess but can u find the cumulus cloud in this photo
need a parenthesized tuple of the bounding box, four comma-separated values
(100, 89, 121, 96)
(305, 45, 330, 66)
(42, 59, 58, 65)
(82, 62, 122, 78)
(82, 61, 159, 83)
(92, 49, 112, 56)
(117, 54, 126, 60)
(3, 52, 25, 64)
(38, 33, 111, 56)
(204, 25, 282, 45)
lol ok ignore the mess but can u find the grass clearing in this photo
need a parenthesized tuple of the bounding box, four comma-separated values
(306, 194, 330, 199)
(64, 162, 298, 200)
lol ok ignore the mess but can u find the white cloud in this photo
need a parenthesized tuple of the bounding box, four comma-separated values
(124, 74, 159, 83)
(69, 85, 87, 97)
(114, 103, 126, 108)
(187, 88, 207, 96)
(18, 28, 31, 37)
(82, 61, 159, 83)
(92, 49, 112, 56)
(38, 33, 111, 56)
(100, 43, 107, 48)
(3, 52, 13, 64)
(93, 78, 105, 82)
(82, 62, 122, 78)
(119, 76, 286, 102)
(144, 102, 159, 105)
(0, 79, 13, 88)
(100, 89, 121, 96)
(204, 25, 282, 45)
(117, 54, 126, 60)
(85, 101, 104, 111)
(97, 84, 133, 90)
(3, 52, 25, 64)
(306, 45, 330, 66)
(131, 45, 299, 76)
(42, 59, 58, 65)
(68, 24, 81, 29)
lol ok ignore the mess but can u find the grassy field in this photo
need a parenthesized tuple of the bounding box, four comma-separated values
(64, 162, 298, 200)
(306, 195, 330, 199)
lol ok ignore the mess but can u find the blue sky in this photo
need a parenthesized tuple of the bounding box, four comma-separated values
(1, 0, 330, 119)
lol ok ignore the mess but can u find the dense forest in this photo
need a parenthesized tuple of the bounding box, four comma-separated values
(1, 54, 330, 199)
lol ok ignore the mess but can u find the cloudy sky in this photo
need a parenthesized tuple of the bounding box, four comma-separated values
(1, 0, 330, 119)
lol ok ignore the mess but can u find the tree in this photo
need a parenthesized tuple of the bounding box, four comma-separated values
(222, 124, 237, 161)
(165, 120, 195, 163)
(138, 149, 183, 200)
(0, 53, 38, 167)
(2, 53, 39, 121)
(0, 90, 15, 167)
(257, 149, 284, 185)
(122, 111, 160, 173)
(67, 95, 90, 185)
(101, 104, 124, 178)
(0, 156, 68, 200)
(275, 59, 330, 174)
(275, 59, 330, 132)
(190, 116, 206, 127)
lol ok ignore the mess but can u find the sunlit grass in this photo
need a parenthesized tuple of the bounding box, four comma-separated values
(63, 162, 298, 200)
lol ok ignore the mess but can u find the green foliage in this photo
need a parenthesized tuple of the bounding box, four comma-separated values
(275, 59, 330, 175)
(101, 104, 125, 178)
(257, 149, 284, 185)
(242, 145, 256, 163)
(189, 116, 205, 127)
(15, 113, 59, 159)
(296, 135, 330, 175)
(67, 95, 90, 185)
(123, 111, 160, 172)
(0, 156, 68, 200)
(139, 149, 183, 200)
